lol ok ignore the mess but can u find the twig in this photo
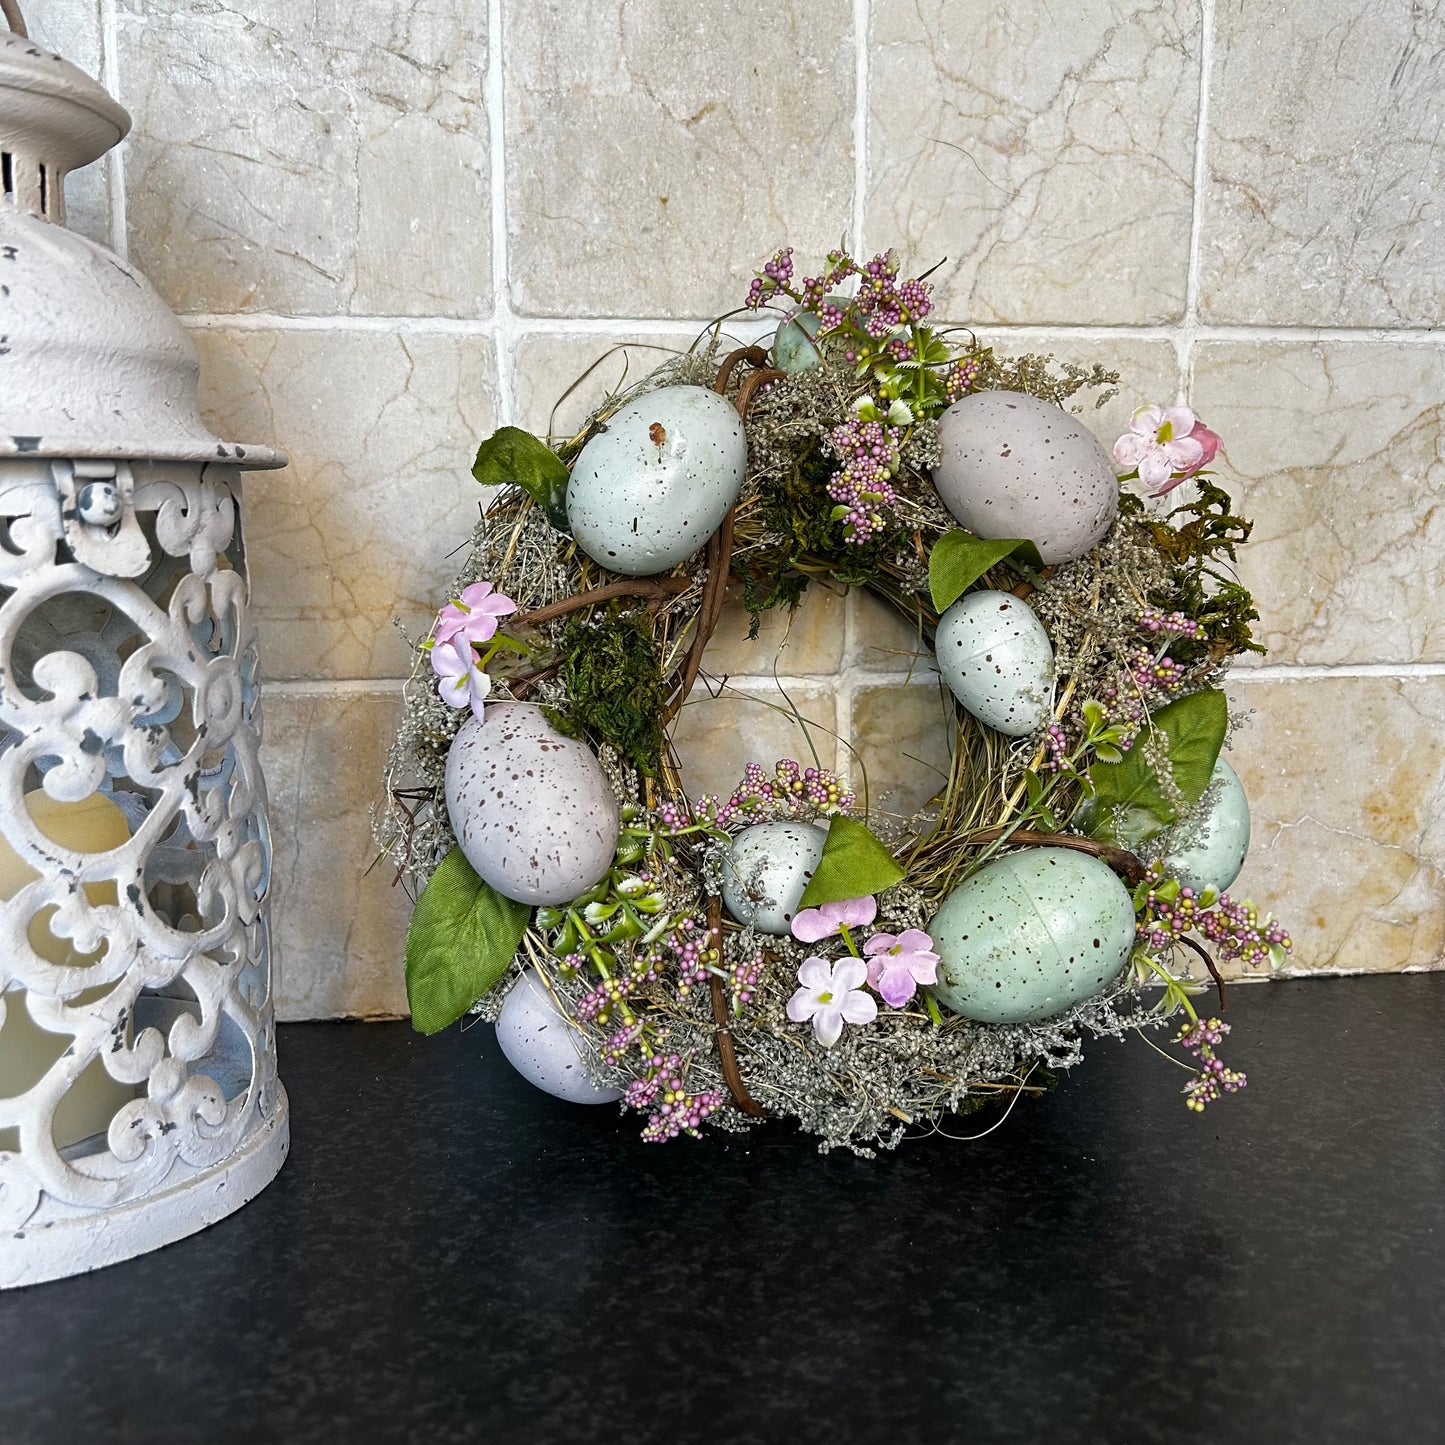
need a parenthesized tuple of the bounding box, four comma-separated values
(1178, 934, 1228, 1012)
(512, 577, 691, 628)
(961, 825, 1147, 885)
(712, 346, 770, 396)
(705, 895, 768, 1117)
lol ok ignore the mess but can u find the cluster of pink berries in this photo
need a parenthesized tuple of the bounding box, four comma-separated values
(826, 413, 901, 543)
(1140, 606, 1204, 640)
(945, 355, 983, 400)
(701, 758, 854, 829)
(626, 1053, 724, 1142)
(730, 948, 763, 1012)
(656, 914, 714, 1000)
(1039, 721, 1070, 774)
(1177, 1017, 1247, 1111)
(1102, 644, 1192, 747)
(1136, 862, 1291, 970)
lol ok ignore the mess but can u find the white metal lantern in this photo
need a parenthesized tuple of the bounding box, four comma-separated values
(0, 9, 289, 1287)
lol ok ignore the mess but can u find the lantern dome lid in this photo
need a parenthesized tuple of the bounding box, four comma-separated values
(0, 27, 131, 180)
(0, 22, 283, 468)
(0, 206, 284, 467)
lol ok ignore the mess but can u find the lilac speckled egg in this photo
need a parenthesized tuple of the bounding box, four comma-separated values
(934, 392, 1119, 564)
(566, 385, 747, 576)
(935, 590, 1054, 737)
(444, 703, 619, 906)
(495, 967, 623, 1104)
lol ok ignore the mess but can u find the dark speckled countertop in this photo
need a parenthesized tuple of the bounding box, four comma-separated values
(2, 974, 1442, 1445)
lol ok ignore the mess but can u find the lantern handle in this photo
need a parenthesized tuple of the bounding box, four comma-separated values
(1, 1, 27, 38)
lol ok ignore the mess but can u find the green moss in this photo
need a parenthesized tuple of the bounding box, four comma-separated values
(553, 607, 668, 775)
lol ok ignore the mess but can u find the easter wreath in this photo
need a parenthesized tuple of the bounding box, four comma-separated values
(377, 246, 1291, 1153)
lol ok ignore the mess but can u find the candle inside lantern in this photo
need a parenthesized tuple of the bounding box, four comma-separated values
(0, 790, 133, 1154)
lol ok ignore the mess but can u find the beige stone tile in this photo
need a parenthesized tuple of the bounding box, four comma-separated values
(1224, 676, 1445, 979)
(868, 1, 1199, 325)
(1191, 342, 1445, 667)
(116, 2, 490, 316)
(503, 0, 854, 317)
(263, 687, 410, 1020)
(1201, 4, 1445, 326)
(27, 1, 111, 246)
(848, 588, 933, 675)
(512, 332, 707, 443)
(850, 682, 954, 821)
(704, 584, 847, 679)
(670, 686, 839, 803)
(194, 327, 498, 680)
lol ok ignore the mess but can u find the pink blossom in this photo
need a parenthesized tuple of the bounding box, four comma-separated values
(1113, 405, 1222, 496)
(790, 895, 878, 944)
(431, 637, 492, 720)
(432, 581, 517, 648)
(863, 928, 940, 1008)
(786, 956, 878, 1048)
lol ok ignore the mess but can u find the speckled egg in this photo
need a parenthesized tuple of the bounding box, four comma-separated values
(771, 309, 824, 373)
(934, 392, 1119, 564)
(720, 820, 828, 936)
(495, 967, 623, 1104)
(444, 703, 619, 906)
(566, 385, 747, 576)
(929, 848, 1135, 1024)
(1159, 758, 1251, 895)
(935, 589, 1054, 737)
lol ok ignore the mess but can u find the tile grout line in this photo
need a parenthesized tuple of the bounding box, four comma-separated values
(175, 312, 1445, 346)
(100, 0, 127, 259)
(850, 0, 870, 257)
(485, 0, 516, 425)
(1180, 0, 1216, 400)
(263, 660, 1445, 699)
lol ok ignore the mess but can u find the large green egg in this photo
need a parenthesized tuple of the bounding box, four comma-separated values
(928, 848, 1135, 1024)
(1159, 758, 1250, 895)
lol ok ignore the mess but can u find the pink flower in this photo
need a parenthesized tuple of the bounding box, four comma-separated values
(786, 956, 878, 1048)
(862, 928, 940, 1008)
(432, 581, 517, 648)
(790, 895, 878, 943)
(431, 637, 492, 720)
(1113, 405, 1222, 496)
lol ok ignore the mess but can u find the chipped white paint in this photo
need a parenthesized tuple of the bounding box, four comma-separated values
(0, 22, 288, 1287)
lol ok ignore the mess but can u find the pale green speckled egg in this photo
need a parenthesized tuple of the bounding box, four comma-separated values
(1159, 758, 1251, 895)
(566, 385, 746, 577)
(771, 310, 824, 374)
(928, 848, 1135, 1024)
(935, 589, 1054, 738)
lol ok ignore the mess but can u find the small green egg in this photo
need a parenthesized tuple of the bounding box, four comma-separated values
(928, 848, 1134, 1024)
(771, 310, 824, 374)
(1159, 758, 1250, 895)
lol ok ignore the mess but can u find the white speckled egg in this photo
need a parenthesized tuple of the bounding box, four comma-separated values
(935, 590, 1054, 737)
(566, 385, 747, 576)
(444, 702, 619, 906)
(496, 967, 623, 1104)
(771, 309, 824, 373)
(929, 848, 1135, 1025)
(720, 820, 828, 936)
(934, 392, 1119, 564)
(1159, 758, 1251, 895)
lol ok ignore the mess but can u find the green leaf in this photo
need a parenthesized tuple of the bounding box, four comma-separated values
(472, 426, 571, 532)
(405, 849, 532, 1035)
(928, 529, 1044, 613)
(1086, 689, 1229, 847)
(797, 814, 906, 909)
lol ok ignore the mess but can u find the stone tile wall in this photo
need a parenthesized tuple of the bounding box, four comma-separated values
(27, 1, 1444, 1014)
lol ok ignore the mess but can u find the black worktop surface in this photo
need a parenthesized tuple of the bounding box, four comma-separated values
(3, 974, 1442, 1445)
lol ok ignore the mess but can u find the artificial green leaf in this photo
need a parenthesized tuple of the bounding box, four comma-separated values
(405, 848, 531, 1035)
(928, 529, 1044, 613)
(1086, 689, 1228, 847)
(798, 813, 906, 909)
(472, 426, 571, 532)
